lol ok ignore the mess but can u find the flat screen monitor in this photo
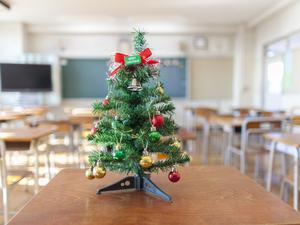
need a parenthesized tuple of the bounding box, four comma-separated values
(0, 63, 52, 92)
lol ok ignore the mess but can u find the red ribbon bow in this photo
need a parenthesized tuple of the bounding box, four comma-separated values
(109, 48, 159, 77)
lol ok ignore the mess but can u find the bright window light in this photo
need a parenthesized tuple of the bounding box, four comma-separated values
(267, 61, 284, 94)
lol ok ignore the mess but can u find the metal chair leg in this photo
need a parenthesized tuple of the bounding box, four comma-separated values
(225, 131, 233, 165)
(50, 151, 56, 177)
(293, 149, 298, 210)
(280, 181, 285, 199)
(45, 151, 51, 180)
(240, 153, 246, 173)
(0, 141, 8, 224)
(284, 183, 290, 203)
(202, 122, 209, 165)
(32, 140, 39, 194)
(254, 155, 260, 181)
(280, 181, 289, 202)
(266, 141, 276, 192)
(240, 130, 249, 174)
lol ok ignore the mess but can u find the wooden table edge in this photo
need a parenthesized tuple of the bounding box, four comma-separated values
(264, 133, 300, 148)
(0, 126, 57, 142)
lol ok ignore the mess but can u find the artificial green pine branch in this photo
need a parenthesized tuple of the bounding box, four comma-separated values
(133, 30, 147, 53)
(88, 30, 190, 178)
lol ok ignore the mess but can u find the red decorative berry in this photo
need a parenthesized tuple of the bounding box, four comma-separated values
(91, 127, 97, 135)
(168, 171, 181, 183)
(103, 98, 109, 106)
(152, 114, 164, 127)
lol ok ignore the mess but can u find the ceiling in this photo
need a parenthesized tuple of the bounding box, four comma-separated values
(0, 0, 294, 33)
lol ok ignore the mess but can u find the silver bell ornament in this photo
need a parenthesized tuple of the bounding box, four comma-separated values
(128, 78, 142, 91)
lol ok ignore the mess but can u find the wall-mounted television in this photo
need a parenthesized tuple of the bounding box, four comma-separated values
(0, 63, 52, 92)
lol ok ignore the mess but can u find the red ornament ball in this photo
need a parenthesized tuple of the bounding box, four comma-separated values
(91, 127, 97, 135)
(103, 98, 109, 106)
(168, 171, 181, 183)
(152, 114, 164, 127)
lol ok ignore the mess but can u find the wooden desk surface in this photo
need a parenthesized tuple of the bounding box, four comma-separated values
(209, 115, 286, 129)
(0, 112, 26, 123)
(20, 107, 48, 116)
(264, 133, 300, 148)
(2, 107, 48, 117)
(209, 115, 244, 127)
(68, 113, 99, 124)
(7, 166, 300, 225)
(0, 126, 57, 142)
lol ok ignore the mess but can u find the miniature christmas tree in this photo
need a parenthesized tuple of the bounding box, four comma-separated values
(86, 30, 190, 202)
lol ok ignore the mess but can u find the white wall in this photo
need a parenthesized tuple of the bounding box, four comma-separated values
(231, 25, 256, 108)
(0, 21, 235, 111)
(0, 22, 25, 61)
(26, 33, 234, 58)
(25, 31, 234, 108)
(0, 22, 62, 106)
(251, 0, 300, 109)
(190, 57, 233, 100)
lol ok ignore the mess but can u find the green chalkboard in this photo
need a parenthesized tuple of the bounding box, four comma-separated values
(160, 58, 186, 97)
(62, 59, 108, 98)
(62, 58, 186, 98)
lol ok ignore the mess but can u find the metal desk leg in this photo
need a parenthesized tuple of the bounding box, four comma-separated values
(45, 150, 51, 181)
(31, 140, 39, 194)
(266, 141, 276, 192)
(69, 125, 75, 152)
(293, 148, 299, 210)
(240, 132, 248, 174)
(224, 129, 233, 166)
(0, 141, 8, 224)
(202, 121, 209, 165)
(78, 125, 86, 169)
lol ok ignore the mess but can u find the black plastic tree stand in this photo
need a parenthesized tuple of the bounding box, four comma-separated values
(97, 175, 172, 202)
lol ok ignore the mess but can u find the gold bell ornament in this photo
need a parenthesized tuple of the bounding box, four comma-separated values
(85, 167, 95, 180)
(139, 149, 153, 169)
(128, 78, 142, 91)
(93, 164, 106, 179)
(140, 155, 153, 169)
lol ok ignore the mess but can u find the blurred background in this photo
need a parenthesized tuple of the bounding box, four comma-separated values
(2, 0, 300, 115)
(1, 0, 300, 224)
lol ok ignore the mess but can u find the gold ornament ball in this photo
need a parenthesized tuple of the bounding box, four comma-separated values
(85, 169, 95, 180)
(139, 156, 153, 169)
(93, 166, 106, 179)
(172, 140, 181, 149)
(156, 86, 164, 95)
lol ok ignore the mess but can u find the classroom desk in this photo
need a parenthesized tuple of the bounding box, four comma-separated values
(17, 107, 48, 117)
(209, 115, 244, 129)
(42, 110, 98, 139)
(0, 107, 48, 127)
(203, 115, 244, 165)
(1, 107, 48, 119)
(68, 112, 99, 125)
(265, 133, 300, 210)
(7, 166, 300, 225)
(42, 111, 98, 168)
(0, 112, 26, 123)
(39, 118, 73, 147)
(0, 126, 57, 224)
(205, 115, 285, 167)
